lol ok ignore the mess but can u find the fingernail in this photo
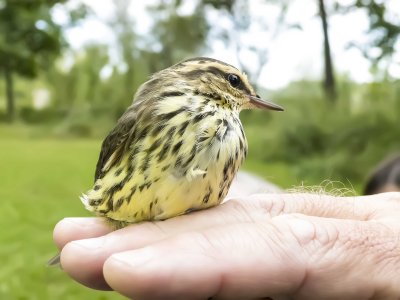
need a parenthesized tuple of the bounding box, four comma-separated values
(111, 248, 155, 267)
(72, 237, 105, 249)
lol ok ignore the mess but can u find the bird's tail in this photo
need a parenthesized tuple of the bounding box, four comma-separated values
(47, 253, 61, 266)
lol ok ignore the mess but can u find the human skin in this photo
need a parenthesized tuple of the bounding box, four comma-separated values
(53, 191, 400, 300)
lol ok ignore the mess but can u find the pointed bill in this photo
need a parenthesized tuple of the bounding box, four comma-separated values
(248, 95, 284, 111)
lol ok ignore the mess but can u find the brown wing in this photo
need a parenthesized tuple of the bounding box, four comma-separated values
(94, 111, 136, 181)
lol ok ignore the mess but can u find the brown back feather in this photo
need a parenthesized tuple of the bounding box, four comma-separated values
(94, 111, 136, 181)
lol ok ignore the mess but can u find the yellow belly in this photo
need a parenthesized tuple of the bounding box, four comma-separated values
(82, 98, 246, 224)
(83, 147, 239, 223)
(108, 163, 225, 222)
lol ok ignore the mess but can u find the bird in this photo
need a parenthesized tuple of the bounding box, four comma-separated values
(48, 57, 283, 265)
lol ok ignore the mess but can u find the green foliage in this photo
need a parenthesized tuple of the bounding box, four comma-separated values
(336, 0, 400, 65)
(0, 0, 89, 121)
(0, 0, 65, 77)
(144, 0, 209, 67)
(151, 11, 208, 63)
(19, 106, 65, 124)
(32, 0, 211, 131)
(242, 80, 400, 191)
(46, 45, 111, 113)
(43, 45, 140, 130)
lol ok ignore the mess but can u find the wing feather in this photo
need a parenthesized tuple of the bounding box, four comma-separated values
(95, 111, 136, 180)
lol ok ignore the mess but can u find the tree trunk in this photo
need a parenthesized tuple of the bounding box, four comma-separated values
(4, 67, 15, 122)
(318, 0, 336, 101)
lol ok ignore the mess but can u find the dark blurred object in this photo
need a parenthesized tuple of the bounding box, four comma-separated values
(364, 154, 400, 195)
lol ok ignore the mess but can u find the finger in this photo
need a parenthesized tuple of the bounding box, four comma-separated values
(53, 217, 112, 250)
(103, 214, 400, 299)
(59, 199, 269, 290)
(236, 192, 400, 221)
(103, 221, 306, 300)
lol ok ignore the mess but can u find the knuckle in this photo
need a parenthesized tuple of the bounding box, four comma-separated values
(222, 198, 262, 222)
(232, 193, 288, 217)
(276, 214, 322, 248)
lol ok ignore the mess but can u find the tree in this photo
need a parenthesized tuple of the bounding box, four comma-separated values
(203, 0, 262, 82)
(0, 0, 87, 121)
(336, 0, 400, 75)
(109, 0, 138, 110)
(206, 0, 337, 100)
(104, 0, 209, 112)
(201, 0, 297, 88)
(146, 0, 209, 69)
(318, 0, 336, 101)
(46, 44, 110, 114)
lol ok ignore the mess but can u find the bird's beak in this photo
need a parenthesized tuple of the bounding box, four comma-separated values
(247, 95, 284, 111)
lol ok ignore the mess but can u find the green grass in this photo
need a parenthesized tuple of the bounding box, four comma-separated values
(0, 136, 126, 300)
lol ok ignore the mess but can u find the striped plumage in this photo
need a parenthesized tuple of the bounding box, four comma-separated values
(81, 57, 283, 229)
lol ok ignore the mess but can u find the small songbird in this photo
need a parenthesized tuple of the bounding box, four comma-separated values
(84, 57, 283, 228)
(48, 57, 283, 265)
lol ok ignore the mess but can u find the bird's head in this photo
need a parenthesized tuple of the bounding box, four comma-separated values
(168, 57, 284, 112)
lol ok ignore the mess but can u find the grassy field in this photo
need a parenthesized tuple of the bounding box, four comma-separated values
(0, 135, 127, 299)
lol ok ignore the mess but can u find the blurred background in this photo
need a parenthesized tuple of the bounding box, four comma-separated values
(0, 0, 399, 298)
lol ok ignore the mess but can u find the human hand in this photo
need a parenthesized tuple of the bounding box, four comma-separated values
(53, 192, 400, 300)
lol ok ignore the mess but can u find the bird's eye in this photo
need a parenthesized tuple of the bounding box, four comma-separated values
(227, 74, 241, 87)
